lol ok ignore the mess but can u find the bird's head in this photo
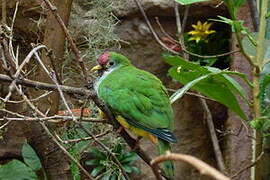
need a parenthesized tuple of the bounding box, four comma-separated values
(91, 52, 131, 72)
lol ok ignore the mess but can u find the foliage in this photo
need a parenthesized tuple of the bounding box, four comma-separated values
(164, 55, 250, 120)
(0, 160, 38, 180)
(22, 142, 42, 171)
(0, 142, 42, 180)
(86, 144, 139, 179)
(61, 121, 129, 180)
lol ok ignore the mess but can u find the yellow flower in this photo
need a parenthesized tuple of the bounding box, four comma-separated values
(188, 21, 216, 43)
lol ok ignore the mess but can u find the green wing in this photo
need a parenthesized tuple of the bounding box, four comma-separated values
(98, 66, 174, 131)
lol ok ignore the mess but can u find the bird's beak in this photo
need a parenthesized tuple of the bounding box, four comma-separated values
(91, 65, 103, 72)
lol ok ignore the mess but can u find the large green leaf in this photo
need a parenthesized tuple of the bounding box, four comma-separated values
(22, 142, 42, 171)
(0, 160, 38, 180)
(164, 55, 249, 120)
(175, 0, 209, 5)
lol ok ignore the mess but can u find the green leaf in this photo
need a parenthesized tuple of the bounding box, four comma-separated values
(266, 12, 270, 18)
(164, 55, 249, 120)
(234, 0, 246, 9)
(262, 119, 270, 132)
(91, 166, 105, 177)
(123, 165, 133, 173)
(242, 32, 270, 64)
(0, 160, 38, 180)
(89, 148, 106, 159)
(85, 159, 100, 166)
(175, 0, 209, 5)
(22, 142, 42, 171)
(120, 152, 138, 164)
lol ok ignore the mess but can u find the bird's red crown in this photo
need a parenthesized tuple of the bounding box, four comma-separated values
(97, 52, 110, 66)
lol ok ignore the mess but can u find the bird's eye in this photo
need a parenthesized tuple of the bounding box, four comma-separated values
(109, 61, 114, 66)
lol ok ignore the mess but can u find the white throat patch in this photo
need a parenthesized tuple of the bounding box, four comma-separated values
(94, 65, 120, 95)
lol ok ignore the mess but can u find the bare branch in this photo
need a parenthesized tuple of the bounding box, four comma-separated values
(151, 152, 230, 180)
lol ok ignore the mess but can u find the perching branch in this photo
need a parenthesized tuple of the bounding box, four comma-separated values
(151, 152, 230, 180)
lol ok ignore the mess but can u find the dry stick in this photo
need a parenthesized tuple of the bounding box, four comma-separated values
(4, 45, 47, 102)
(167, 88, 217, 101)
(0, 91, 53, 104)
(174, 2, 188, 60)
(58, 130, 111, 144)
(155, 17, 178, 43)
(199, 98, 226, 174)
(0, 116, 108, 123)
(0, 120, 11, 130)
(41, 0, 89, 82)
(0, 73, 90, 96)
(180, 5, 189, 36)
(231, 151, 264, 179)
(151, 152, 230, 180)
(13, 85, 95, 180)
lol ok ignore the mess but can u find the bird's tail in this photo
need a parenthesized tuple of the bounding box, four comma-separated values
(157, 139, 174, 179)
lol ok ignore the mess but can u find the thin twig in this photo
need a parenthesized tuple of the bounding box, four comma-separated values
(59, 130, 111, 144)
(183, 49, 240, 59)
(167, 88, 217, 101)
(231, 151, 264, 179)
(4, 45, 47, 102)
(0, 120, 11, 130)
(0, 108, 27, 118)
(199, 98, 226, 174)
(180, 5, 189, 36)
(0, 116, 108, 123)
(0, 73, 91, 96)
(151, 152, 230, 180)
(0, 91, 53, 104)
(174, 2, 188, 60)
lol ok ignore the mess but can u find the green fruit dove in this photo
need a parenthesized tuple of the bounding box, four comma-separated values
(91, 52, 177, 178)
